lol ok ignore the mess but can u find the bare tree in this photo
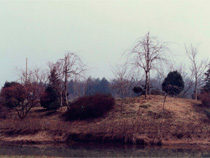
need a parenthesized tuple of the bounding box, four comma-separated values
(73, 77, 86, 98)
(185, 44, 209, 100)
(32, 67, 48, 85)
(126, 70, 144, 97)
(61, 53, 86, 108)
(111, 64, 130, 110)
(47, 53, 86, 109)
(17, 66, 48, 85)
(49, 52, 86, 109)
(15, 82, 41, 119)
(13, 66, 47, 119)
(127, 32, 169, 99)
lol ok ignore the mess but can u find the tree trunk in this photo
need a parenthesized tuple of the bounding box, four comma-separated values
(145, 71, 149, 99)
(194, 79, 198, 100)
(64, 74, 68, 107)
(64, 57, 69, 108)
(145, 32, 150, 99)
(148, 72, 150, 95)
(121, 90, 124, 112)
(163, 94, 168, 113)
(60, 91, 63, 107)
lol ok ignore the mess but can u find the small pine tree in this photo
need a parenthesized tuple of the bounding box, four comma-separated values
(162, 71, 184, 112)
(49, 67, 60, 89)
(99, 77, 111, 94)
(162, 71, 184, 96)
(40, 67, 60, 110)
(200, 68, 210, 106)
(40, 85, 60, 110)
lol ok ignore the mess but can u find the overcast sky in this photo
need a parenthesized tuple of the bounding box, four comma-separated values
(0, 0, 210, 87)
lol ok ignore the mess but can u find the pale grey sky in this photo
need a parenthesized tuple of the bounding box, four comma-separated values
(0, 0, 210, 87)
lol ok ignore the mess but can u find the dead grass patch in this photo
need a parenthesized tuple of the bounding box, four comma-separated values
(1, 95, 210, 145)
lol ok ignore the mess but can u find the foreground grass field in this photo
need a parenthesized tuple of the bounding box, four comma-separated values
(0, 95, 210, 146)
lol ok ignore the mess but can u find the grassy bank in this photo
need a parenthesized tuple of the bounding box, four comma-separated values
(0, 95, 210, 146)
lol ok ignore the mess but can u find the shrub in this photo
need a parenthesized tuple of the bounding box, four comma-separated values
(200, 92, 210, 107)
(150, 88, 163, 95)
(0, 104, 10, 119)
(162, 71, 184, 96)
(132, 87, 143, 96)
(0, 81, 42, 119)
(0, 82, 25, 108)
(2, 81, 19, 89)
(63, 94, 115, 120)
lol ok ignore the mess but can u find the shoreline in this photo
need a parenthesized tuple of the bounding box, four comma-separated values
(1, 130, 210, 148)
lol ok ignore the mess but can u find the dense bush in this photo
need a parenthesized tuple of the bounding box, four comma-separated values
(132, 87, 143, 96)
(162, 71, 184, 96)
(63, 94, 115, 120)
(200, 92, 210, 107)
(2, 81, 19, 89)
(150, 88, 163, 95)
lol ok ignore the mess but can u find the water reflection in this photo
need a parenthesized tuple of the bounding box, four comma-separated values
(0, 143, 210, 157)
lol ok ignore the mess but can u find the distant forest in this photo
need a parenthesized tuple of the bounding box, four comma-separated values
(66, 77, 194, 99)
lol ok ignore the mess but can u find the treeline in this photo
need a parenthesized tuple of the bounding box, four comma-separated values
(65, 76, 196, 99)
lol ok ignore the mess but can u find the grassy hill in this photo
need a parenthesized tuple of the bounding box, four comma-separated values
(0, 95, 210, 146)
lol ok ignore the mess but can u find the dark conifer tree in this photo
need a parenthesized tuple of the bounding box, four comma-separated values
(162, 71, 184, 96)
(40, 67, 60, 110)
(161, 71, 184, 112)
(203, 68, 210, 93)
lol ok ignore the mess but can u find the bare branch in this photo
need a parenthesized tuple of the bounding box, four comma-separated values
(185, 44, 209, 100)
(126, 32, 170, 99)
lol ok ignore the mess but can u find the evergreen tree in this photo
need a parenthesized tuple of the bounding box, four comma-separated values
(203, 68, 210, 93)
(99, 78, 111, 94)
(49, 67, 60, 89)
(40, 67, 60, 110)
(162, 71, 184, 113)
(162, 71, 184, 96)
(40, 85, 60, 110)
(132, 86, 143, 96)
(85, 77, 111, 96)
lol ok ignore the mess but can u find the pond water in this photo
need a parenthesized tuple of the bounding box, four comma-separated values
(1, 143, 210, 157)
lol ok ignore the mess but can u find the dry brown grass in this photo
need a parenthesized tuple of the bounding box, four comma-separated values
(1, 95, 210, 146)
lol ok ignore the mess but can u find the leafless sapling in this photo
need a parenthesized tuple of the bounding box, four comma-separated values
(185, 44, 209, 100)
